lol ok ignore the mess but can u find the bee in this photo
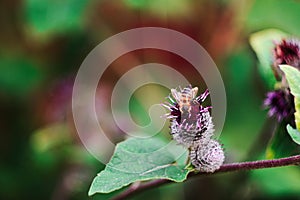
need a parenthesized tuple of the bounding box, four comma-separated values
(171, 86, 198, 113)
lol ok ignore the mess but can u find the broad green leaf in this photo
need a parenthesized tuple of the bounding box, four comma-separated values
(249, 29, 287, 89)
(280, 65, 300, 130)
(88, 137, 189, 195)
(23, 0, 91, 40)
(246, 0, 300, 36)
(287, 124, 300, 145)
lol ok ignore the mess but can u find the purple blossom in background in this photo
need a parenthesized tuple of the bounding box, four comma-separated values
(264, 90, 295, 126)
(274, 39, 300, 68)
(273, 39, 300, 79)
(44, 76, 75, 123)
(263, 38, 300, 126)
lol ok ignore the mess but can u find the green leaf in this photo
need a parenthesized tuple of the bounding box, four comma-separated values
(246, 0, 300, 36)
(279, 65, 300, 97)
(280, 65, 300, 130)
(88, 137, 189, 195)
(249, 29, 288, 89)
(23, 0, 91, 40)
(287, 124, 300, 145)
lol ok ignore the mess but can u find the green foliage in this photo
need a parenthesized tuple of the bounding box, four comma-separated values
(221, 47, 265, 160)
(280, 65, 300, 130)
(265, 122, 299, 159)
(263, 65, 300, 157)
(247, 0, 300, 36)
(249, 29, 287, 89)
(0, 56, 44, 97)
(31, 123, 99, 169)
(287, 124, 300, 145)
(123, 0, 191, 17)
(3, 1, 300, 199)
(23, 0, 91, 40)
(250, 166, 300, 196)
(31, 123, 70, 153)
(88, 137, 189, 195)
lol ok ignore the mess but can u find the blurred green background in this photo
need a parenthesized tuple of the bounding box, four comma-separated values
(1, 0, 300, 199)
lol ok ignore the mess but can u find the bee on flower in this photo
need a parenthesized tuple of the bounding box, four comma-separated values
(162, 85, 213, 147)
(162, 85, 224, 173)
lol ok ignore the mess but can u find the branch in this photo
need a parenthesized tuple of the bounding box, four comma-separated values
(112, 154, 300, 200)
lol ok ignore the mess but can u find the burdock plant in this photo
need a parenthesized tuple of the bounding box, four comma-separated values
(264, 38, 300, 127)
(163, 85, 224, 173)
(89, 30, 300, 200)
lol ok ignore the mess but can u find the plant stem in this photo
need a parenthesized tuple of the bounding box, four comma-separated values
(111, 154, 300, 200)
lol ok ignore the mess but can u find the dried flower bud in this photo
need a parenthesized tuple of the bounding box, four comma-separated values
(190, 139, 224, 173)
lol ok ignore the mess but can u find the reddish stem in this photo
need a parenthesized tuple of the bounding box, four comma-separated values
(111, 154, 300, 200)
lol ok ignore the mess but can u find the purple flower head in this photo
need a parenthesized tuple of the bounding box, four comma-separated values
(274, 39, 300, 67)
(162, 86, 213, 147)
(264, 89, 295, 123)
(273, 39, 300, 79)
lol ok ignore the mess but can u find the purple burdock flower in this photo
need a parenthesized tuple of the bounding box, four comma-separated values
(273, 39, 300, 79)
(162, 86, 214, 147)
(274, 39, 300, 68)
(162, 85, 225, 172)
(264, 89, 295, 124)
(263, 38, 299, 127)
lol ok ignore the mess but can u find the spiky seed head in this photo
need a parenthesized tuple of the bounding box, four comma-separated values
(190, 139, 224, 173)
